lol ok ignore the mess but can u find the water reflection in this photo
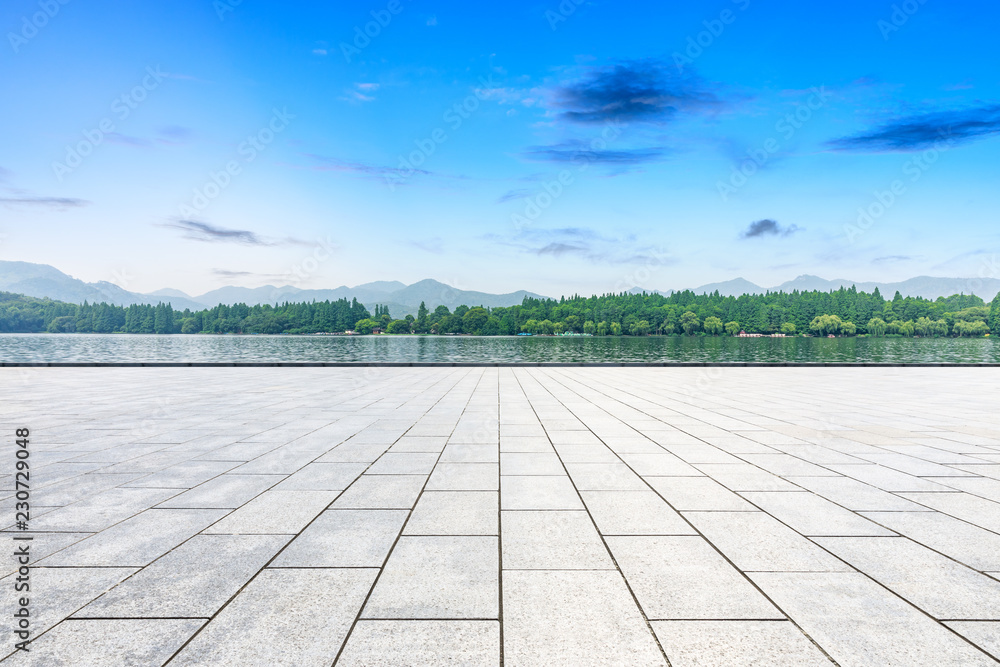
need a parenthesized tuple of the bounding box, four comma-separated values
(0, 334, 997, 364)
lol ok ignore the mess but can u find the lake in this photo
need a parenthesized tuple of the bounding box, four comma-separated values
(0, 333, 998, 364)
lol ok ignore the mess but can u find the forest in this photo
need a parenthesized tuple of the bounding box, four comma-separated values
(1, 286, 998, 337)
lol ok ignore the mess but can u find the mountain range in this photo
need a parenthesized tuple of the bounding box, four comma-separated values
(0, 261, 546, 317)
(1, 261, 997, 315)
(672, 275, 1000, 301)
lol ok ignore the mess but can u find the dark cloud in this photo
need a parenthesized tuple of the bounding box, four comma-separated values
(490, 227, 675, 266)
(496, 188, 535, 204)
(0, 196, 88, 207)
(827, 104, 1000, 152)
(537, 242, 587, 257)
(550, 59, 721, 125)
(741, 219, 800, 239)
(106, 133, 152, 148)
(211, 269, 290, 279)
(522, 143, 667, 165)
(165, 220, 266, 245)
(298, 153, 430, 178)
(163, 220, 309, 247)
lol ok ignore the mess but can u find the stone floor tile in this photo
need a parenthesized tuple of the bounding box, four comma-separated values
(332, 475, 427, 509)
(276, 462, 367, 490)
(502, 510, 613, 569)
(815, 536, 1000, 619)
(39, 508, 226, 566)
(502, 570, 666, 666)
(740, 491, 895, 536)
(338, 620, 500, 666)
(426, 463, 498, 491)
(170, 569, 376, 667)
(1, 619, 203, 666)
(646, 476, 756, 511)
(581, 490, 695, 535)
(860, 511, 1000, 571)
(272, 509, 407, 567)
(750, 571, 998, 666)
(607, 536, 782, 620)
(651, 620, 834, 666)
(500, 452, 564, 476)
(157, 474, 283, 509)
(564, 462, 648, 491)
(500, 476, 583, 510)
(75, 534, 289, 618)
(403, 491, 498, 536)
(685, 511, 851, 572)
(363, 536, 499, 619)
(204, 489, 337, 534)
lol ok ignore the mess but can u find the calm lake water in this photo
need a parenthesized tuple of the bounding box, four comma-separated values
(0, 334, 997, 364)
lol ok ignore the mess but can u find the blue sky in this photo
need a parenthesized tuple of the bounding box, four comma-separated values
(1, 0, 998, 297)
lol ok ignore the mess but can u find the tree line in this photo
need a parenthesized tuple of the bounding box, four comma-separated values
(1, 286, 997, 337)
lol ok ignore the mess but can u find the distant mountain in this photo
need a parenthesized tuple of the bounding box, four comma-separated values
(686, 278, 764, 297)
(0, 261, 546, 317)
(686, 274, 1000, 301)
(191, 278, 546, 317)
(0, 261, 205, 310)
(3, 261, 996, 315)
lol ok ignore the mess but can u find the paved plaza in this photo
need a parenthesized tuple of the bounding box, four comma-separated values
(2, 366, 1000, 665)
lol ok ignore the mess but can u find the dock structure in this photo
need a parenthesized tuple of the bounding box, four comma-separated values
(3, 366, 999, 665)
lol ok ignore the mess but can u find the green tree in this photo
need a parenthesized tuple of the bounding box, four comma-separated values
(386, 319, 411, 334)
(780, 322, 796, 335)
(703, 316, 724, 335)
(462, 307, 489, 334)
(680, 311, 700, 335)
(867, 317, 887, 337)
(725, 321, 741, 336)
(630, 320, 650, 336)
(353, 318, 377, 334)
(989, 293, 1000, 334)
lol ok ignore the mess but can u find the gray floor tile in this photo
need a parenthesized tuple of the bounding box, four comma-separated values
(500, 476, 583, 510)
(502, 510, 613, 569)
(170, 569, 376, 666)
(332, 475, 427, 509)
(685, 511, 851, 572)
(607, 536, 782, 620)
(363, 536, 499, 619)
(338, 620, 500, 666)
(502, 569, 666, 666)
(426, 463, 498, 491)
(651, 620, 834, 666)
(815, 536, 1000, 619)
(158, 474, 283, 509)
(1, 619, 203, 666)
(750, 571, 998, 666)
(581, 490, 695, 535)
(272, 509, 407, 567)
(76, 534, 289, 618)
(204, 489, 337, 534)
(740, 492, 895, 536)
(403, 491, 498, 536)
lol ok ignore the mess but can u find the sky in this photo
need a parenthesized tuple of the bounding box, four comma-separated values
(1, 0, 998, 298)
